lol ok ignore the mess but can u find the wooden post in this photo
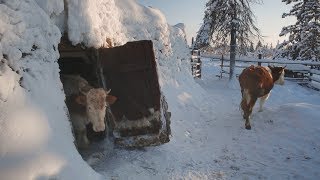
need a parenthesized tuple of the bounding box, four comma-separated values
(191, 49, 201, 78)
(258, 53, 262, 66)
(309, 65, 313, 82)
(191, 51, 194, 77)
(220, 54, 224, 78)
(196, 57, 201, 78)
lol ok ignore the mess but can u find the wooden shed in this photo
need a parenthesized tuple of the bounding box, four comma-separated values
(58, 36, 171, 148)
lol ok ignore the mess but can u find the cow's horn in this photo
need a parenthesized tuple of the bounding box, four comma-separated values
(105, 89, 111, 94)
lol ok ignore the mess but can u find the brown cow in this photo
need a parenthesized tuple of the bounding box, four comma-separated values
(61, 75, 117, 149)
(239, 65, 285, 130)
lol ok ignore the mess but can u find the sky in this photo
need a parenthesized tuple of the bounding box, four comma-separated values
(137, 0, 296, 46)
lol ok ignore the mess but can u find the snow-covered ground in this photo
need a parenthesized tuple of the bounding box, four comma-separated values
(84, 58, 320, 180)
(1, 1, 319, 179)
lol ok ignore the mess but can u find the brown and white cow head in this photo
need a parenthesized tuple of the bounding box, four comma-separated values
(268, 65, 285, 85)
(76, 88, 117, 132)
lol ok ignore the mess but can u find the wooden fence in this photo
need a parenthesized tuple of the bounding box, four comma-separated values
(191, 49, 202, 78)
(209, 56, 320, 91)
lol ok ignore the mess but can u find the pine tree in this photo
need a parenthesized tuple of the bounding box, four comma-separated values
(239, 43, 249, 56)
(270, 43, 273, 49)
(277, 0, 320, 61)
(195, 0, 261, 80)
(255, 40, 262, 51)
(249, 42, 255, 52)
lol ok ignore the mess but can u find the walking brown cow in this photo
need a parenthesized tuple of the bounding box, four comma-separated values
(239, 65, 285, 130)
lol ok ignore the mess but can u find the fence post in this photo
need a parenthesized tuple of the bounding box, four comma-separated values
(258, 54, 262, 66)
(309, 65, 313, 82)
(220, 54, 224, 78)
(196, 57, 201, 78)
(191, 49, 201, 78)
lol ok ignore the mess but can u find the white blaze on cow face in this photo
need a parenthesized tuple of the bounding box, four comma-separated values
(85, 88, 107, 132)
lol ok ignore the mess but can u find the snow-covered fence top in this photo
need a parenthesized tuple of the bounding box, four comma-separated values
(209, 55, 320, 91)
(206, 55, 320, 66)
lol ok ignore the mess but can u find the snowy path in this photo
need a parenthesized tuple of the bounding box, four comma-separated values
(84, 58, 320, 180)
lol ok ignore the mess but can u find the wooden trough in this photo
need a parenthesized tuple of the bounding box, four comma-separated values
(58, 36, 171, 148)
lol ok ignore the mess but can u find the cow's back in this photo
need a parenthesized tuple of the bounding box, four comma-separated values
(239, 66, 274, 97)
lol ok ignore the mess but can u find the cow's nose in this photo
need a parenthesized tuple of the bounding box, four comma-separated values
(93, 124, 105, 132)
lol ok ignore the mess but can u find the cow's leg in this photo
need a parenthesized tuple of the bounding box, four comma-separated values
(241, 97, 248, 119)
(75, 128, 90, 149)
(70, 114, 90, 149)
(259, 93, 270, 112)
(241, 89, 250, 120)
(245, 97, 257, 130)
(241, 89, 253, 129)
(241, 98, 252, 130)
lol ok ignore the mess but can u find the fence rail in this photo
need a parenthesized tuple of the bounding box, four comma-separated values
(210, 56, 320, 90)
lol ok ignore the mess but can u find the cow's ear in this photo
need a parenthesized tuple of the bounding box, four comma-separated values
(106, 95, 117, 105)
(75, 95, 87, 105)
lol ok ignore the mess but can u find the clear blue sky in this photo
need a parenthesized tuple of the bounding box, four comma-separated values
(137, 0, 295, 46)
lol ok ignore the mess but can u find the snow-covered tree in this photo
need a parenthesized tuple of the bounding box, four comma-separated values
(238, 43, 249, 56)
(195, 0, 261, 80)
(276, 0, 320, 61)
(270, 43, 274, 49)
(249, 42, 255, 52)
(260, 43, 274, 58)
(255, 40, 263, 51)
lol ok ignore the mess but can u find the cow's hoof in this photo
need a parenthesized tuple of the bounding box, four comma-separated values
(245, 125, 251, 130)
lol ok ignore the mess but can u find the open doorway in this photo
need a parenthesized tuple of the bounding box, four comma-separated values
(58, 35, 171, 157)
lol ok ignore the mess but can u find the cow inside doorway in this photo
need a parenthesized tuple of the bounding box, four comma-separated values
(58, 36, 171, 156)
